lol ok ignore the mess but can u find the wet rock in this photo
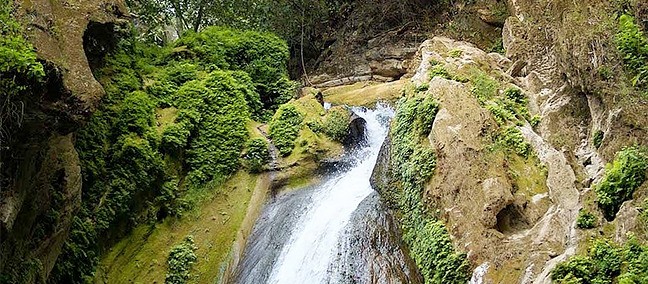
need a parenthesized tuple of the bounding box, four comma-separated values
(327, 192, 423, 284)
(343, 112, 367, 148)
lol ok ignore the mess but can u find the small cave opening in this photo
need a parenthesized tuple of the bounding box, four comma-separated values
(83, 21, 118, 76)
(495, 204, 530, 234)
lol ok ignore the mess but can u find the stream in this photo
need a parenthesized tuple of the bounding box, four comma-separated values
(232, 104, 422, 284)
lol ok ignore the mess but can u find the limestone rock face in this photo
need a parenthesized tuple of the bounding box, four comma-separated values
(0, 0, 127, 281)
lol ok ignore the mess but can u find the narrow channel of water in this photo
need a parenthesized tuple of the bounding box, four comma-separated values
(233, 104, 421, 284)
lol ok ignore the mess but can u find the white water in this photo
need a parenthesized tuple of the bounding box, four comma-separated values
(266, 104, 394, 284)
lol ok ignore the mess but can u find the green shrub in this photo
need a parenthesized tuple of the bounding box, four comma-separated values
(185, 71, 251, 186)
(174, 26, 294, 111)
(615, 14, 648, 87)
(269, 104, 303, 156)
(165, 236, 198, 284)
(243, 138, 270, 172)
(161, 122, 192, 153)
(551, 239, 648, 284)
(499, 126, 532, 158)
(576, 210, 597, 229)
(429, 64, 452, 80)
(593, 130, 604, 149)
(0, 0, 45, 141)
(415, 83, 429, 93)
(504, 87, 526, 105)
(165, 62, 199, 85)
(595, 146, 648, 220)
(323, 108, 350, 142)
(113, 91, 156, 137)
(530, 115, 541, 128)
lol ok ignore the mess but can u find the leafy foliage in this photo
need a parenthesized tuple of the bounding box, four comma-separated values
(175, 26, 294, 115)
(165, 236, 198, 284)
(498, 126, 532, 158)
(52, 23, 296, 282)
(322, 107, 350, 142)
(0, 0, 45, 144)
(615, 14, 648, 88)
(243, 138, 270, 172)
(595, 146, 648, 220)
(269, 104, 304, 156)
(552, 238, 648, 284)
(576, 210, 597, 229)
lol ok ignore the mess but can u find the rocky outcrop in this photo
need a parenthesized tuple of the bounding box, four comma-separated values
(343, 112, 367, 148)
(0, 0, 128, 281)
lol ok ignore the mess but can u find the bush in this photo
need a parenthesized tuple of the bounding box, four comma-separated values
(243, 138, 270, 172)
(0, 0, 45, 142)
(595, 146, 648, 220)
(551, 239, 648, 284)
(576, 210, 597, 229)
(174, 26, 294, 111)
(615, 14, 648, 87)
(185, 71, 251, 186)
(113, 91, 156, 137)
(165, 236, 198, 284)
(269, 104, 303, 156)
(323, 107, 350, 142)
(499, 126, 532, 158)
(504, 87, 526, 105)
(471, 72, 499, 104)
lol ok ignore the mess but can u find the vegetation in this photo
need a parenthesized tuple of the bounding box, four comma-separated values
(165, 236, 198, 284)
(593, 130, 604, 149)
(498, 126, 532, 159)
(552, 237, 648, 283)
(322, 107, 350, 142)
(243, 138, 271, 172)
(49, 24, 295, 283)
(389, 95, 470, 283)
(269, 104, 304, 156)
(0, 0, 45, 145)
(576, 210, 597, 229)
(595, 146, 648, 220)
(615, 14, 648, 88)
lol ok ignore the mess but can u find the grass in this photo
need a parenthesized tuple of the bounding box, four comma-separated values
(95, 171, 259, 284)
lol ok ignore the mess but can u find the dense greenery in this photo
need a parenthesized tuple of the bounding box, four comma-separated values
(243, 138, 271, 172)
(269, 104, 304, 156)
(165, 236, 198, 284)
(0, 0, 44, 145)
(595, 146, 648, 220)
(615, 14, 648, 88)
(552, 238, 648, 283)
(175, 27, 295, 118)
(322, 107, 350, 142)
(389, 94, 470, 283)
(593, 130, 604, 149)
(576, 210, 597, 229)
(50, 25, 294, 283)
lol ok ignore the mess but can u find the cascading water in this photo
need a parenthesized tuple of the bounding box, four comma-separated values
(233, 104, 421, 284)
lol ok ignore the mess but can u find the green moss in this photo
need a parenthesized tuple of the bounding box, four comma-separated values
(595, 146, 648, 220)
(448, 49, 463, 58)
(322, 107, 350, 142)
(470, 71, 499, 104)
(576, 210, 597, 229)
(165, 236, 198, 284)
(269, 104, 304, 156)
(389, 95, 470, 283)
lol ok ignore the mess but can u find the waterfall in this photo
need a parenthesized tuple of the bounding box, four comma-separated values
(233, 104, 421, 284)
